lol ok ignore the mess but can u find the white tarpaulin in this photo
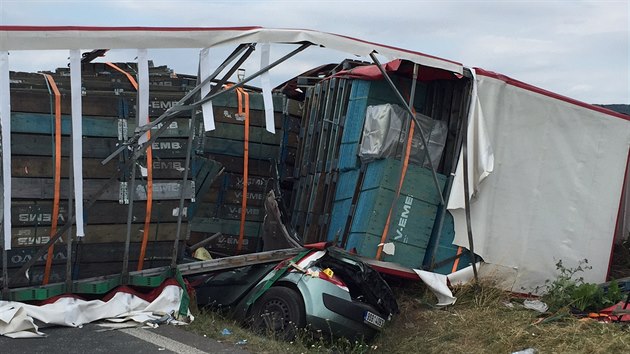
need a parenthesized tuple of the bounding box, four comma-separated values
(0, 26, 463, 75)
(199, 47, 216, 132)
(0, 50, 11, 250)
(448, 68, 630, 293)
(0, 283, 191, 338)
(70, 49, 85, 237)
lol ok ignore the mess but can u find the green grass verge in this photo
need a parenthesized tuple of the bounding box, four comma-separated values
(185, 282, 630, 353)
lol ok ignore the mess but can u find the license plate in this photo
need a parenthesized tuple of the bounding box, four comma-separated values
(364, 311, 385, 328)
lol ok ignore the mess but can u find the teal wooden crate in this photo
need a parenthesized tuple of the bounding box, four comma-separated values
(424, 210, 475, 274)
(203, 137, 281, 160)
(349, 187, 437, 246)
(188, 217, 262, 237)
(346, 231, 427, 268)
(362, 158, 446, 205)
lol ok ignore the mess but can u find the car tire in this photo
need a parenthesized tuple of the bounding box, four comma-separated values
(250, 286, 306, 340)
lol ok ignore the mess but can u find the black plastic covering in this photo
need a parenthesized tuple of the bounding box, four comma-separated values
(315, 247, 399, 317)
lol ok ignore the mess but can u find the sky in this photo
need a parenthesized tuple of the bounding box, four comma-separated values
(0, 0, 628, 104)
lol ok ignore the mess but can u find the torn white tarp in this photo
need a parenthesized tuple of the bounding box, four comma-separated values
(0, 50, 11, 250)
(448, 68, 630, 293)
(0, 283, 192, 338)
(199, 47, 215, 132)
(69, 50, 84, 237)
(413, 269, 457, 307)
(0, 27, 463, 75)
(259, 43, 275, 133)
(137, 48, 150, 144)
(0, 305, 44, 338)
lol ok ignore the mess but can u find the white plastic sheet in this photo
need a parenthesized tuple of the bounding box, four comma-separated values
(358, 104, 404, 162)
(359, 103, 447, 168)
(137, 48, 150, 144)
(0, 51, 11, 250)
(259, 43, 275, 133)
(70, 50, 84, 237)
(199, 47, 215, 132)
(0, 27, 464, 75)
(0, 284, 191, 338)
(413, 269, 457, 307)
(448, 69, 630, 293)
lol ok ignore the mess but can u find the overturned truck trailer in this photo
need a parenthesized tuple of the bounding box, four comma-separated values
(0, 26, 628, 296)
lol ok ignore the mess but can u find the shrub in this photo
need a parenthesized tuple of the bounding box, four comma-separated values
(541, 259, 622, 312)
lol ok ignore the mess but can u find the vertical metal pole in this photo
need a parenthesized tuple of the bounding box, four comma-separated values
(65, 144, 75, 291)
(0, 51, 11, 298)
(122, 158, 137, 282)
(171, 107, 197, 268)
(1, 247, 7, 299)
(369, 53, 445, 205)
(424, 75, 473, 270)
(462, 105, 479, 282)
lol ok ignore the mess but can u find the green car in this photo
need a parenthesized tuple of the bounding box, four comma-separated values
(188, 244, 399, 341)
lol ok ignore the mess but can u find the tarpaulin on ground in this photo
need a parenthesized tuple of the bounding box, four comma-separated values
(0, 280, 192, 338)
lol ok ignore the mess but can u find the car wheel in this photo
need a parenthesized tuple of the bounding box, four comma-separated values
(250, 286, 305, 340)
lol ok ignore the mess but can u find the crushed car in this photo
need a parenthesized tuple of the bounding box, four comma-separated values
(187, 243, 399, 341)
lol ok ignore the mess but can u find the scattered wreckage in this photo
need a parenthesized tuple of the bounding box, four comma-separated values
(0, 26, 628, 339)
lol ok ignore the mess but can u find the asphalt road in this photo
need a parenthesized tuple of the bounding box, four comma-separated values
(0, 322, 251, 354)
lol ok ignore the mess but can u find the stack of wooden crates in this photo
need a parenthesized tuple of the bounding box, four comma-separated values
(2, 60, 303, 286)
(290, 67, 474, 273)
(188, 93, 302, 255)
(6, 62, 198, 285)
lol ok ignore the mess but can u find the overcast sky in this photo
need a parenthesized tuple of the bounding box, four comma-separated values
(0, 0, 628, 104)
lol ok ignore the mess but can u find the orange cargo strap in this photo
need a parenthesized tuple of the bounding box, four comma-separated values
(105, 62, 139, 90)
(236, 87, 250, 253)
(375, 121, 415, 260)
(104, 62, 152, 270)
(42, 74, 62, 285)
(451, 246, 464, 273)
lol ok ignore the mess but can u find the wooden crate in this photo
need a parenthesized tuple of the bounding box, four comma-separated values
(341, 158, 447, 268)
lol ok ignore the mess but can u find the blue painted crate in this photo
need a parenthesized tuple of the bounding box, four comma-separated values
(341, 81, 371, 144)
(337, 142, 361, 171)
(334, 170, 360, 201)
(326, 198, 353, 242)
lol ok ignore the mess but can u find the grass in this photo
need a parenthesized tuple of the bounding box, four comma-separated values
(185, 281, 630, 353)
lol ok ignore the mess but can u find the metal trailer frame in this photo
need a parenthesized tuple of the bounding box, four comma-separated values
(0, 27, 469, 301)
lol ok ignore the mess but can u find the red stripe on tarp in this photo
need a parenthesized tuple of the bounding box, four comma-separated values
(334, 59, 460, 82)
(474, 67, 630, 121)
(607, 148, 630, 280)
(35, 278, 186, 305)
(0, 25, 262, 32)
